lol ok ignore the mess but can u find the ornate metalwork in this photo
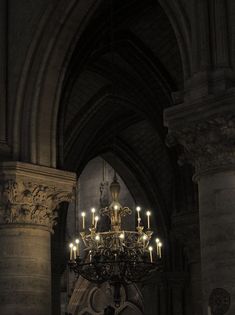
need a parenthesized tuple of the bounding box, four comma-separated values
(68, 175, 162, 306)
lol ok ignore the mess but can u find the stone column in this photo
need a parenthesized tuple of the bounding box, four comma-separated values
(172, 211, 202, 315)
(0, 161, 76, 315)
(165, 105, 235, 315)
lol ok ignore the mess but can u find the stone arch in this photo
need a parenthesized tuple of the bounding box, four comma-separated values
(13, 0, 102, 167)
(12, 0, 189, 169)
(159, 0, 192, 79)
(68, 277, 144, 315)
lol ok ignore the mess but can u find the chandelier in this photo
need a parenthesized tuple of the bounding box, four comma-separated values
(68, 174, 163, 306)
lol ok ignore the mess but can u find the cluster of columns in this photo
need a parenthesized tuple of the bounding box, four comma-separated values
(165, 96, 235, 315)
(0, 161, 76, 315)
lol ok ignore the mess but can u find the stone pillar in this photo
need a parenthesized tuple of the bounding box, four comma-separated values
(172, 211, 202, 315)
(165, 104, 235, 315)
(0, 161, 76, 315)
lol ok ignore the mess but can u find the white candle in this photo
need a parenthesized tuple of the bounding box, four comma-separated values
(146, 211, 151, 229)
(159, 242, 162, 258)
(155, 238, 160, 256)
(69, 243, 73, 260)
(136, 206, 141, 219)
(73, 246, 77, 260)
(143, 234, 147, 247)
(81, 212, 86, 230)
(75, 239, 80, 256)
(137, 217, 141, 227)
(149, 246, 153, 263)
(89, 250, 92, 262)
(91, 208, 96, 226)
(94, 216, 99, 229)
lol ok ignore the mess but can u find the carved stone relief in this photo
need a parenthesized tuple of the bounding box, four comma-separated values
(0, 180, 74, 230)
(166, 114, 235, 177)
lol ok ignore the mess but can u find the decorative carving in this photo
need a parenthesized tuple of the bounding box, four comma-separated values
(209, 288, 230, 315)
(0, 180, 74, 230)
(167, 114, 235, 177)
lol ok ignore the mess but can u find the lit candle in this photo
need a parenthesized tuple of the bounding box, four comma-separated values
(69, 243, 73, 260)
(91, 208, 96, 226)
(136, 206, 141, 219)
(89, 250, 92, 262)
(95, 234, 100, 246)
(94, 216, 99, 229)
(75, 239, 80, 256)
(149, 246, 153, 263)
(158, 242, 162, 258)
(143, 234, 147, 247)
(119, 232, 125, 240)
(136, 207, 141, 227)
(73, 246, 77, 260)
(146, 211, 151, 229)
(81, 212, 86, 230)
(155, 238, 160, 256)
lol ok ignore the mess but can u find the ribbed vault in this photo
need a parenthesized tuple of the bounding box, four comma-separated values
(58, 0, 185, 234)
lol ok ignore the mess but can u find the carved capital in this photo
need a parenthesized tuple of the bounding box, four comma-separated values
(172, 211, 200, 263)
(167, 114, 235, 178)
(0, 180, 74, 231)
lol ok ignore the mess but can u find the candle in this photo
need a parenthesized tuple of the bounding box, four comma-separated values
(94, 216, 99, 229)
(69, 243, 73, 260)
(143, 234, 147, 247)
(155, 238, 160, 256)
(75, 239, 80, 256)
(91, 208, 96, 226)
(73, 246, 77, 260)
(119, 232, 125, 240)
(95, 234, 100, 246)
(136, 206, 141, 219)
(136, 207, 141, 227)
(81, 212, 86, 230)
(149, 246, 153, 263)
(89, 250, 92, 262)
(146, 211, 151, 229)
(158, 242, 162, 258)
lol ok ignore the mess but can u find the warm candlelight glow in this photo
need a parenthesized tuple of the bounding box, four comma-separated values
(69, 243, 73, 260)
(114, 205, 118, 210)
(143, 234, 147, 247)
(73, 246, 77, 260)
(81, 212, 86, 229)
(146, 211, 151, 229)
(94, 216, 99, 229)
(95, 234, 100, 242)
(149, 246, 153, 263)
(136, 206, 141, 226)
(119, 233, 125, 239)
(158, 242, 162, 258)
(91, 208, 96, 225)
(75, 239, 80, 256)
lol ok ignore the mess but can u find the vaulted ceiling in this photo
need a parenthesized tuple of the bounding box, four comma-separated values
(58, 0, 187, 232)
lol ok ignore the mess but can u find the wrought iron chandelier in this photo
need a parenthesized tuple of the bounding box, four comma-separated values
(68, 174, 163, 306)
